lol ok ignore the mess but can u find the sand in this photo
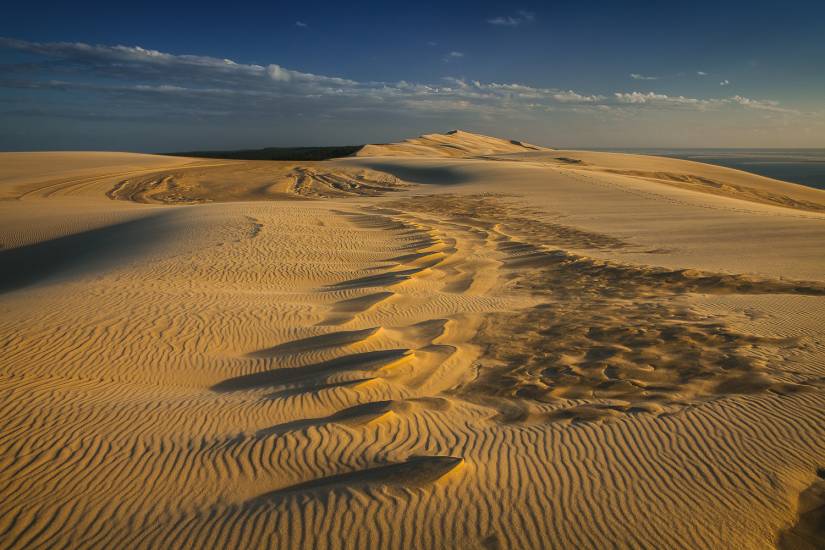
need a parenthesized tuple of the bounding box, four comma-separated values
(1, 131, 824, 549)
(356, 129, 552, 158)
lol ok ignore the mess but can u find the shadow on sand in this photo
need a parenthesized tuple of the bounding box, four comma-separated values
(0, 212, 174, 294)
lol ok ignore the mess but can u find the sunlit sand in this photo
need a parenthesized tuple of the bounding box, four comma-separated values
(1, 131, 824, 548)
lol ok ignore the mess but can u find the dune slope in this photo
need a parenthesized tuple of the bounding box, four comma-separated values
(356, 129, 552, 158)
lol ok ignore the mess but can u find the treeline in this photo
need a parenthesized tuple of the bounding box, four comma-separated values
(164, 145, 363, 161)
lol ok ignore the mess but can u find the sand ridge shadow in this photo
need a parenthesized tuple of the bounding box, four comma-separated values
(248, 455, 464, 503)
(247, 327, 379, 357)
(212, 349, 412, 392)
(264, 378, 376, 399)
(347, 161, 474, 185)
(777, 468, 825, 549)
(0, 212, 174, 294)
(255, 400, 404, 436)
(328, 268, 421, 290)
(320, 291, 395, 325)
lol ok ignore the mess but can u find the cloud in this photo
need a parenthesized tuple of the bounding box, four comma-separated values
(266, 65, 292, 82)
(295, 21, 308, 28)
(614, 90, 798, 114)
(730, 95, 798, 114)
(0, 37, 801, 124)
(630, 73, 659, 81)
(720, 79, 730, 86)
(487, 10, 535, 27)
(442, 51, 464, 63)
(614, 91, 707, 106)
(697, 71, 708, 76)
(552, 90, 607, 103)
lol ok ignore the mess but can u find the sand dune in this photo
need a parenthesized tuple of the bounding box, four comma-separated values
(488, 148, 825, 213)
(1, 131, 824, 549)
(356, 129, 552, 158)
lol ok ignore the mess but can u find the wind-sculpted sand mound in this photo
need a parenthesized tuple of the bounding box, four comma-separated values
(1, 143, 825, 549)
(356, 129, 552, 158)
(108, 160, 404, 203)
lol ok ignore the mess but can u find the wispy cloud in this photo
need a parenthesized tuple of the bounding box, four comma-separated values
(487, 10, 535, 27)
(697, 71, 708, 76)
(730, 95, 797, 113)
(295, 21, 308, 28)
(613, 91, 798, 114)
(720, 79, 730, 86)
(615, 91, 710, 106)
(630, 73, 659, 81)
(442, 51, 464, 63)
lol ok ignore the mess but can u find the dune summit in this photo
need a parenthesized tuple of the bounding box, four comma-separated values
(355, 129, 552, 158)
(1, 131, 824, 549)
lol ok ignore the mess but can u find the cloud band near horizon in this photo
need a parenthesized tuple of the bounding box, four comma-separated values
(0, 36, 819, 150)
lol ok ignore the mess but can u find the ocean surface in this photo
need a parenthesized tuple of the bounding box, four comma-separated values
(593, 149, 825, 190)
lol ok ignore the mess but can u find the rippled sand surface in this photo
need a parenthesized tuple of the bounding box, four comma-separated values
(1, 132, 824, 549)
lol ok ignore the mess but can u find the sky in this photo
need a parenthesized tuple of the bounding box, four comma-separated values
(1, 0, 824, 151)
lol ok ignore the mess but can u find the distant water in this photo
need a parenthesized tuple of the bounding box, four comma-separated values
(593, 149, 825, 190)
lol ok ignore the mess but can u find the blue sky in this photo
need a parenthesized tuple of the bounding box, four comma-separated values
(1, 0, 824, 151)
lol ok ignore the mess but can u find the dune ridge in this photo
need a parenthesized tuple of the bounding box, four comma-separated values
(356, 129, 553, 158)
(1, 133, 824, 548)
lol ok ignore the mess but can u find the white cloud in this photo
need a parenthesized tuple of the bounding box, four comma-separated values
(730, 95, 798, 114)
(720, 79, 730, 86)
(552, 90, 606, 103)
(442, 51, 464, 62)
(266, 65, 292, 82)
(295, 21, 308, 28)
(614, 90, 798, 114)
(630, 73, 659, 81)
(487, 10, 535, 27)
(614, 91, 717, 109)
(613, 92, 701, 105)
(697, 71, 708, 76)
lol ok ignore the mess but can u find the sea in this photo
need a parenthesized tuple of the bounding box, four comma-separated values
(592, 149, 825, 190)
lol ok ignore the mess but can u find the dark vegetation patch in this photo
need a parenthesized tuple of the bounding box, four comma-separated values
(164, 145, 363, 161)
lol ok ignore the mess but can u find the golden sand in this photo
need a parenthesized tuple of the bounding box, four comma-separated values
(1, 132, 824, 548)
